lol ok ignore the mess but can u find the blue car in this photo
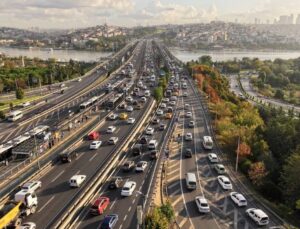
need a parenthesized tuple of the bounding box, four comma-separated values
(100, 214, 119, 229)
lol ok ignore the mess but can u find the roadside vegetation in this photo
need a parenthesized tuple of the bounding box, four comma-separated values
(0, 56, 96, 93)
(187, 61, 300, 225)
(153, 67, 170, 102)
(145, 202, 175, 229)
(214, 57, 300, 105)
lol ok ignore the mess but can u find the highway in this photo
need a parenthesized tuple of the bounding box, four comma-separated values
(0, 42, 137, 145)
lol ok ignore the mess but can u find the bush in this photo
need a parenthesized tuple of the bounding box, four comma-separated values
(0, 110, 5, 120)
(239, 159, 252, 174)
(16, 88, 24, 100)
(154, 87, 163, 102)
(259, 181, 283, 202)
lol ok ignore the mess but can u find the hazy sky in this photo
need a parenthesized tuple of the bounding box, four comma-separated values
(0, 0, 300, 29)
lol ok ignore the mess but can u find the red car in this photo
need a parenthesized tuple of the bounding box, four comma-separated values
(88, 131, 100, 140)
(90, 197, 110, 215)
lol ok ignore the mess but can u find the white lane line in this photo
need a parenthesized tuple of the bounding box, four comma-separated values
(118, 225, 123, 229)
(171, 195, 183, 207)
(51, 170, 65, 183)
(109, 199, 116, 210)
(76, 170, 81, 175)
(89, 153, 97, 162)
(115, 128, 121, 133)
(38, 196, 55, 213)
(132, 198, 136, 204)
(76, 153, 84, 160)
(178, 217, 188, 228)
(168, 180, 180, 190)
(128, 206, 132, 212)
(167, 167, 179, 176)
(168, 188, 181, 197)
(123, 214, 127, 221)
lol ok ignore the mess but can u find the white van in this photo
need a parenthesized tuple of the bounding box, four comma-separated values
(69, 175, 86, 188)
(186, 173, 197, 190)
(203, 136, 213, 150)
(148, 140, 158, 150)
(7, 110, 23, 122)
(246, 208, 269, 226)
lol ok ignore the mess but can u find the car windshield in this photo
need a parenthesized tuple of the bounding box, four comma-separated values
(201, 203, 208, 207)
(123, 187, 130, 191)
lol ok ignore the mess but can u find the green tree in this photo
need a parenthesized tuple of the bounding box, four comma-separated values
(160, 202, 175, 222)
(16, 87, 24, 100)
(274, 89, 284, 100)
(0, 110, 5, 120)
(199, 55, 213, 66)
(154, 87, 163, 102)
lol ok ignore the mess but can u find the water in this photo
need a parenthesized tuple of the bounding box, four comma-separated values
(170, 48, 300, 62)
(0, 46, 112, 62)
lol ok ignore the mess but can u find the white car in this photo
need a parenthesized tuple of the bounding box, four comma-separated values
(89, 141, 102, 149)
(195, 196, 210, 213)
(126, 96, 133, 102)
(108, 113, 118, 120)
(246, 208, 269, 226)
(20, 222, 36, 229)
(214, 164, 226, 174)
(135, 161, 148, 172)
(185, 112, 192, 118)
(77, 78, 82, 82)
(69, 175, 86, 188)
(160, 103, 167, 109)
(21, 102, 31, 108)
(140, 97, 147, 103)
(121, 181, 137, 196)
(217, 176, 232, 190)
(162, 98, 169, 103)
(21, 181, 42, 193)
(106, 126, 116, 133)
(168, 101, 176, 106)
(126, 106, 134, 112)
(156, 109, 164, 116)
(185, 133, 193, 141)
(183, 92, 188, 97)
(230, 192, 247, 207)
(127, 117, 136, 124)
(208, 153, 219, 163)
(108, 137, 119, 145)
(145, 127, 154, 135)
(188, 121, 195, 128)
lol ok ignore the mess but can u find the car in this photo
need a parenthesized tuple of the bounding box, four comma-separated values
(160, 103, 167, 109)
(139, 136, 150, 145)
(246, 208, 269, 226)
(188, 120, 195, 127)
(90, 196, 110, 215)
(184, 104, 190, 110)
(135, 104, 142, 110)
(185, 112, 192, 118)
(88, 131, 100, 140)
(125, 96, 133, 102)
(150, 150, 158, 159)
(145, 127, 154, 135)
(214, 164, 226, 174)
(140, 97, 147, 103)
(123, 161, 135, 172)
(21, 181, 42, 193)
(162, 98, 169, 103)
(119, 113, 128, 120)
(136, 161, 148, 172)
(185, 133, 193, 141)
(168, 101, 176, 106)
(195, 196, 210, 213)
(106, 126, 116, 134)
(152, 118, 160, 124)
(77, 78, 82, 82)
(134, 87, 139, 92)
(126, 106, 134, 112)
(185, 148, 192, 158)
(118, 103, 127, 110)
(217, 175, 232, 190)
(108, 113, 118, 120)
(20, 222, 36, 229)
(109, 177, 123, 189)
(159, 123, 166, 130)
(121, 181, 137, 196)
(156, 109, 164, 116)
(127, 117, 135, 124)
(69, 175, 86, 188)
(208, 153, 219, 163)
(170, 96, 177, 101)
(90, 141, 102, 149)
(165, 112, 172, 119)
(108, 137, 119, 145)
(20, 102, 31, 108)
(183, 92, 188, 97)
(100, 214, 119, 229)
(230, 192, 247, 207)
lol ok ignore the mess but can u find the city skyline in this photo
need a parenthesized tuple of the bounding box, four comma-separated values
(1, 0, 300, 29)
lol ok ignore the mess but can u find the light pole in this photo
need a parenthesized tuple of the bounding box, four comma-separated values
(136, 191, 147, 229)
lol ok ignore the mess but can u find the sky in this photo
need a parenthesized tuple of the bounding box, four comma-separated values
(0, 0, 300, 29)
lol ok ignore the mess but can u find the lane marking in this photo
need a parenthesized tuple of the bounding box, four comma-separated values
(132, 199, 136, 204)
(123, 214, 127, 221)
(171, 195, 183, 207)
(89, 153, 98, 162)
(51, 170, 65, 183)
(38, 196, 55, 213)
(128, 206, 132, 212)
(76, 170, 81, 175)
(168, 180, 180, 190)
(109, 199, 117, 210)
(76, 153, 84, 160)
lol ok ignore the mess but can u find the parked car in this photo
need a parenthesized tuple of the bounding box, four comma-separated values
(90, 196, 110, 215)
(90, 141, 102, 149)
(140, 136, 150, 145)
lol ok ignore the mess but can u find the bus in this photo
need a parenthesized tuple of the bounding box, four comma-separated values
(106, 93, 124, 109)
(203, 136, 213, 150)
(7, 110, 23, 122)
(0, 143, 13, 162)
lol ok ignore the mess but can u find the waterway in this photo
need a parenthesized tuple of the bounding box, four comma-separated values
(0, 46, 112, 62)
(169, 48, 300, 62)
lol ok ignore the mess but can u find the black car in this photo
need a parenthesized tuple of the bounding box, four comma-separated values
(109, 177, 123, 189)
(152, 118, 160, 124)
(159, 123, 166, 131)
(123, 161, 135, 172)
(150, 150, 158, 159)
(139, 136, 150, 145)
(185, 148, 192, 158)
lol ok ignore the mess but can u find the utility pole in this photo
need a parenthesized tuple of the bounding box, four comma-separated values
(235, 135, 240, 172)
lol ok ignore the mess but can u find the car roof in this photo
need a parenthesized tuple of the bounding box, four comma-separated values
(196, 196, 208, 203)
(218, 175, 229, 181)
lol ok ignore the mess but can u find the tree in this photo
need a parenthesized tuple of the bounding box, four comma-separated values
(16, 87, 24, 100)
(160, 202, 174, 222)
(274, 89, 284, 100)
(199, 55, 213, 66)
(154, 87, 163, 102)
(248, 162, 268, 187)
(237, 142, 251, 158)
(0, 110, 5, 120)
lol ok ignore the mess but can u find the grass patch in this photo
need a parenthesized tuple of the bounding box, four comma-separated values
(0, 96, 42, 111)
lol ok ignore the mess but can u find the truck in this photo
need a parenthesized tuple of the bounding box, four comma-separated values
(0, 192, 38, 228)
